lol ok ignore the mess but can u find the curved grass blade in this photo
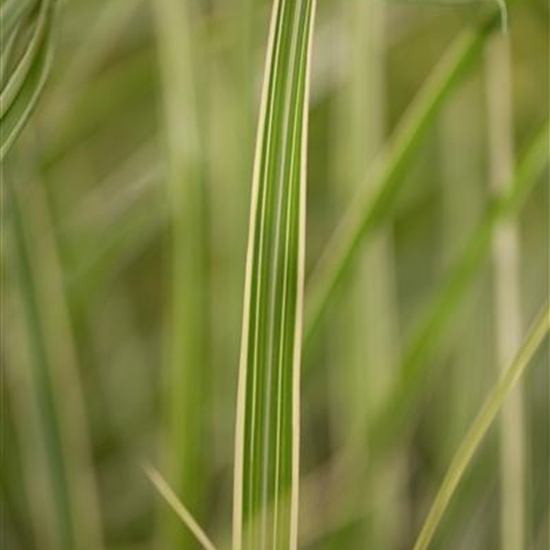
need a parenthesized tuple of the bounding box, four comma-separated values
(1, 0, 51, 118)
(232, 1, 317, 549)
(304, 13, 500, 345)
(152, 0, 208, 548)
(1, 19, 24, 88)
(369, 121, 549, 452)
(412, 304, 550, 550)
(0, 0, 56, 161)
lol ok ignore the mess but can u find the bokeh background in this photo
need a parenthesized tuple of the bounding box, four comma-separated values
(1, 1, 548, 549)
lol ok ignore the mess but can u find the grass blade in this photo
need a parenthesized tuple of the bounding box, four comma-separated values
(143, 464, 218, 550)
(5, 170, 104, 550)
(152, 0, 208, 548)
(486, 32, 526, 550)
(232, 1, 317, 548)
(294, 124, 548, 544)
(368, 122, 549, 452)
(412, 304, 550, 550)
(329, 0, 395, 445)
(1, 0, 50, 118)
(0, 0, 56, 161)
(439, 78, 487, 458)
(0, 0, 35, 40)
(329, 0, 404, 546)
(304, 13, 500, 345)
(298, 123, 548, 540)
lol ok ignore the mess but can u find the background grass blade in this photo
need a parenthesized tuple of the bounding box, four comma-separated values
(412, 304, 550, 550)
(1, 0, 50, 117)
(4, 162, 104, 550)
(232, 1, 317, 548)
(0, 0, 56, 160)
(0, 0, 36, 40)
(369, 122, 549, 452)
(152, 0, 208, 548)
(304, 13, 499, 345)
(485, 32, 526, 550)
(293, 122, 548, 544)
(143, 464, 218, 550)
(436, 52, 488, 541)
(328, 0, 404, 546)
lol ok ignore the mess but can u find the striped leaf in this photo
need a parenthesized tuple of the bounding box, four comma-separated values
(232, 1, 317, 549)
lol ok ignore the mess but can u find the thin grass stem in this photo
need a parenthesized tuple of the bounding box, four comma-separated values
(412, 304, 549, 550)
(485, 31, 525, 550)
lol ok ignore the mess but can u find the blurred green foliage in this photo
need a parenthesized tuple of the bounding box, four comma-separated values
(1, 1, 548, 549)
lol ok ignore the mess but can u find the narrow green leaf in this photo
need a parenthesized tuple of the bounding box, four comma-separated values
(232, 1, 317, 549)
(152, 0, 208, 548)
(143, 464, 218, 550)
(304, 13, 500, 345)
(412, 304, 550, 550)
(5, 175, 104, 550)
